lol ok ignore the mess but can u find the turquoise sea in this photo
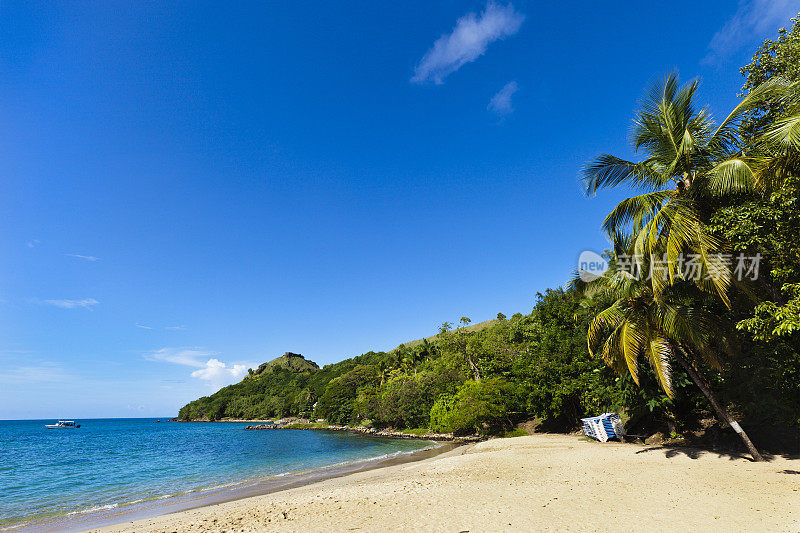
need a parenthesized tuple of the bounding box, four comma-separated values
(0, 418, 434, 530)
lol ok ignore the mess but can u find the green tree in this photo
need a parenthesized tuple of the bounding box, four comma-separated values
(315, 365, 379, 424)
(717, 17, 800, 342)
(376, 375, 428, 428)
(429, 379, 512, 435)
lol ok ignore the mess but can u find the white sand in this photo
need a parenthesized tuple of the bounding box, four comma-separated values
(96, 434, 800, 532)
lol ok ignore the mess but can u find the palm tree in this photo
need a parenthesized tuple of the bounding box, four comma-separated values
(573, 246, 765, 461)
(583, 73, 792, 305)
(378, 361, 389, 385)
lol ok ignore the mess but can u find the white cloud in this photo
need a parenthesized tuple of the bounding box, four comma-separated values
(43, 298, 99, 310)
(488, 81, 518, 115)
(190, 358, 248, 382)
(26, 239, 40, 248)
(411, 2, 524, 84)
(136, 323, 153, 330)
(67, 254, 100, 261)
(704, 0, 798, 63)
(165, 325, 186, 331)
(145, 347, 249, 388)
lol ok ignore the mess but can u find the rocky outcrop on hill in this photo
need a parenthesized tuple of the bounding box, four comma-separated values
(252, 352, 319, 375)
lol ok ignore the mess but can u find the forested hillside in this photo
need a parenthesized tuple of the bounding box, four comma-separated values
(179, 290, 638, 431)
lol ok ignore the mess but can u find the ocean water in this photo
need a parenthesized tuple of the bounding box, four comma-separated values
(0, 418, 434, 529)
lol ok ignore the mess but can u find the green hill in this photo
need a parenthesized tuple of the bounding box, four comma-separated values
(178, 349, 385, 421)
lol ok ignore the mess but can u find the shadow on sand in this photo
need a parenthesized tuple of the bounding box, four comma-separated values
(634, 445, 800, 463)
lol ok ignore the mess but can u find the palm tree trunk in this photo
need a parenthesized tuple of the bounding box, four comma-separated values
(675, 350, 764, 462)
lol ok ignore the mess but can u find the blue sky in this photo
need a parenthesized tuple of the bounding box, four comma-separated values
(2, 1, 798, 419)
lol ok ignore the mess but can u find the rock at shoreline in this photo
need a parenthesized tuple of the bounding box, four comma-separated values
(241, 422, 480, 442)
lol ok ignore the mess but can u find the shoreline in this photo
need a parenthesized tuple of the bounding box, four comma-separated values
(180, 417, 480, 442)
(12, 438, 456, 533)
(95, 434, 800, 532)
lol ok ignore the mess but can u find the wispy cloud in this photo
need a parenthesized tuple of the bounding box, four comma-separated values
(137, 323, 185, 331)
(67, 254, 100, 261)
(488, 81, 518, 116)
(704, 0, 797, 64)
(43, 298, 99, 310)
(26, 239, 40, 249)
(411, 2, 524, 84)
(1, 362, 72, 384)
(145, 347, 249, 388)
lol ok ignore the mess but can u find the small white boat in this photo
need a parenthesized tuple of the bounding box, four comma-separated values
(45, 420, 81, 429)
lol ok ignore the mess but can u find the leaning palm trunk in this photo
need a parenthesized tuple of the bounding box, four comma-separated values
(674, 348, 764, 462)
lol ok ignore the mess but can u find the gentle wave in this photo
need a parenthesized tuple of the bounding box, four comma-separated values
(65, 503, 119, 517)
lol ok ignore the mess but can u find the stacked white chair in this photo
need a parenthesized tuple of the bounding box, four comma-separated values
(581, 413, 624, 442)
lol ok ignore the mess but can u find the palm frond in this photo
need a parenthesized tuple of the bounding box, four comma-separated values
(600, 327, 628, 376)
(712, 77, 792, 139)
(583, 155, 666, 195)
(699, 158, 757, 195)
(601, 190, 673, 236)
(765, 114, 800, 150)
(620, 314, 646, 384)
(587, 302, 627, 356)
(647, 335, 674, 398)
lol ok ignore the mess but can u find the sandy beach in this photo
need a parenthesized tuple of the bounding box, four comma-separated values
(95, 434, 800, 532)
